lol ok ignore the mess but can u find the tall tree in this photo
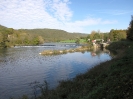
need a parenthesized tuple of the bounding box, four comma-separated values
(127, 16, 133, 40)
(109, 29, 126, 41)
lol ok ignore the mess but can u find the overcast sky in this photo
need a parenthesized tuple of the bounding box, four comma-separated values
(0, 0, 133, 33)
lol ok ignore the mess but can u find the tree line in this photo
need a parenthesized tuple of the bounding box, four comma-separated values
(86, 29, 127, 42)
(86, 15, 133, 43)
(0, 25, 44, 48)
(1, 15, 133, 48)
(0, 25, 87, 48)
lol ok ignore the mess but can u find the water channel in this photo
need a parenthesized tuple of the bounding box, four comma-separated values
(0, 44, 112, 99)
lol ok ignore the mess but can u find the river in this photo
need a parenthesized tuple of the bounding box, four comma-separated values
(0, 44, 112, 99)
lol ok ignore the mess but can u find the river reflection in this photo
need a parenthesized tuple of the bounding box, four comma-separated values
(0, 46, 112, 99)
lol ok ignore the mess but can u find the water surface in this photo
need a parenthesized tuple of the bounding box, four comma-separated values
(0, 45, 111, 99)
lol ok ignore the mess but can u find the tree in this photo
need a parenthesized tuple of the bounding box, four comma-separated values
(93, 33, 100, 39)
(0, 31, 8, 48)
(109, 29, 126, 41)
(75, 38, 80, 44)
(89, 30, 97, 40)
(127, 16, 133, 40)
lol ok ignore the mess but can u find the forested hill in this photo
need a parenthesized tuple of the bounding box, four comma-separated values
(18, 29, 87, 42)
(0, 24, 87, 48)
(0, 25, 7, 29)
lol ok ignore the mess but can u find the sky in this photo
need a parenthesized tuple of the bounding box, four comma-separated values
(0, 0, 133, 33)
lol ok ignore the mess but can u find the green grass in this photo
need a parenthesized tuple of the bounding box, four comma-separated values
(60, 39, 76, 43)
(79, 39, 86, 43)
(60, 39, 86, 43)
(17, 40, 133, 99)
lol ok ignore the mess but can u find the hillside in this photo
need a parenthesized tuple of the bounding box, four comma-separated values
(0, 25, 7, 29)
(18, 29, 87, 42)
(0, 24, 88, 47)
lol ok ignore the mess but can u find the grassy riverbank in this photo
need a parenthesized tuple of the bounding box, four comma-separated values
(60, 39, 86, 43)
(18, 41, 133, 99)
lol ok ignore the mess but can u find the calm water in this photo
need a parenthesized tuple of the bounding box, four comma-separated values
(0, 44, 112, 99)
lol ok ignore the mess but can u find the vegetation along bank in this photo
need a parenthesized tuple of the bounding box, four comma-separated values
(16, 41, 133, 99)
(15, 16, 133, 99)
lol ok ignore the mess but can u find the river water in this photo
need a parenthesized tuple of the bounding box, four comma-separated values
(0, 44, 112, 99)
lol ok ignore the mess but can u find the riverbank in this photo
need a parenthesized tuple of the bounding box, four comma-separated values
(18, 41, 133, 99)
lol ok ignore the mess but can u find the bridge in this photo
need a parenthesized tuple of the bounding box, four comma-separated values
(93, 43, 109, 48)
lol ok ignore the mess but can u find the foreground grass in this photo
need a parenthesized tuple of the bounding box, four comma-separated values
(18, 41, 133, 99)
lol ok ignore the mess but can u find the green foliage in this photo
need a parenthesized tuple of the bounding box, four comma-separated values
(0, 24, 87, 48)
(93, 33, 100, 39)
(109, 29, 126, 41)
(79, 39, 86, 43)
(60, 39, 75, 43)
(127, 16, 133, 40)
(60, 39, 86, 43)
(0, 25, 45, 48)
(18, 29, 87, 42)
(36, 41, 133, 99)
(41, 42, 130, 99)
(86, 29, 126, 43)
(107, 40, 131, 51)
(0, 28, 9, 48)
(75, 38, 80, 44)
(86, 30, 110, 42)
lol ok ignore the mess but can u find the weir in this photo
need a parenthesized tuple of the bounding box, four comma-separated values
(40, 43, 84, 47)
